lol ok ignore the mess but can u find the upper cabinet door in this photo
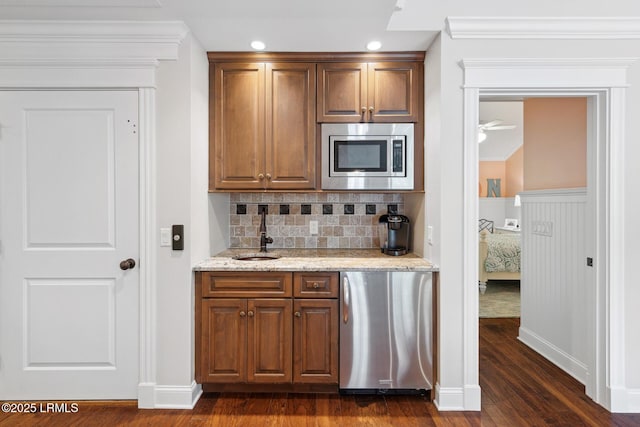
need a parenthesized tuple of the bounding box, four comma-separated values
(317, 62, 367, 123)
(211, 62, 266, 190)
(265, 63, 316, 189)
(368, 62, 420, 123)
(317, 62, 420, 123)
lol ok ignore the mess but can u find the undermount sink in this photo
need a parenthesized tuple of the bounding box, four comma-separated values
(232, 253, 281, 261)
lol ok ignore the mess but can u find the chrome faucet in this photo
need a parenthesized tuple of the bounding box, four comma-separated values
(259, 210, 273, 252)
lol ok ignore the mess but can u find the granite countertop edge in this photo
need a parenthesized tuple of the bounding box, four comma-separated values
(193, 248, 438, 272)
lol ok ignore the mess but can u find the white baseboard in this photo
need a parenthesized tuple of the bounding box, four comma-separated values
(137, 383, 156, 409)
(434, 383, 482, 411)
(610, 387, 640, 413)
(519, 326, 588, 385)
(137, 381, 202, 409)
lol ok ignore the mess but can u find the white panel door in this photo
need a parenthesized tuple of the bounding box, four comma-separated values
(0, 90, 139, 399)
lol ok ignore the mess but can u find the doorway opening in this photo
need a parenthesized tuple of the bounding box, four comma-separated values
(477, 96, 591, 391)
(463, 74, 624, 410)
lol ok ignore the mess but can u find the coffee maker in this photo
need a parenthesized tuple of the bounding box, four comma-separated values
(378, 214, 411, 256)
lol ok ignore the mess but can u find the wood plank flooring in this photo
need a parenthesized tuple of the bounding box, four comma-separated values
(2, 318, 639, 426)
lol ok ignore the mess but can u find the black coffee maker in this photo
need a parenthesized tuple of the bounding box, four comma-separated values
(378, 214, 410, 256)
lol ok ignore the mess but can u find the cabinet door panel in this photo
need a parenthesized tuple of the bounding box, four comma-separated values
(368, 62, 419, 122)
(266, 63, 316, 189)
(212, 62, 265, 189)
(293, 299, 338, 383)
(201, 299, 247, 383)
(317, 63, 367, 122)
(248, 299, 292, 383)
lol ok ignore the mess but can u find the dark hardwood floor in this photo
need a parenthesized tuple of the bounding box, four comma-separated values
(2, 318, 639, 426)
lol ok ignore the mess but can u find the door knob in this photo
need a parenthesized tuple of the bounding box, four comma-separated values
(120, 258, 136, 270)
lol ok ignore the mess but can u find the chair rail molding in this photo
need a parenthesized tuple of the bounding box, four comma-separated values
(0, 20, 188, 87)
(447, 17, 640, 40)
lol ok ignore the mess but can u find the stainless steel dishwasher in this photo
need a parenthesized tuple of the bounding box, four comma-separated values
(340, 271, 433, 394)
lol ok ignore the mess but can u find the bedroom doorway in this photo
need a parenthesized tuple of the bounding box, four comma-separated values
(477, 95, 592, 377)
(461, 58, 630, 412)
(469, 88, 609, 407)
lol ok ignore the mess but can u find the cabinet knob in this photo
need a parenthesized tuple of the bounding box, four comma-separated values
(248, 310, 254, 317)
(312, 282, 320, 289)
(258, 173, 265, 180)
(265, 173, 272, 181)
(369, 106, 374, 121)
(239, 311, 246, 317)
(294, 311, 301, 318)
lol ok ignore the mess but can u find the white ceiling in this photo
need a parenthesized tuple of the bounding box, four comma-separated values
(479, 101, 523, 161)
(0, 0, 437, 52)
(2, 0, 640, 52)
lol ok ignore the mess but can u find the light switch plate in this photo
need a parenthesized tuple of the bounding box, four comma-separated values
(160, 228, 171, 247)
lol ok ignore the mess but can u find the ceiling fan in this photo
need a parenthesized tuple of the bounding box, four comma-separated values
(477, 119, 516, 143)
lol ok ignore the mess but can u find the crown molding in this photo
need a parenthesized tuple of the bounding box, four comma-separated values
(447, 17, 640, 39)
(462, 58, 638, 88)
(0, 20, 188, 87)
(0, 20, 187, 43)
(0, 20, 188, 62)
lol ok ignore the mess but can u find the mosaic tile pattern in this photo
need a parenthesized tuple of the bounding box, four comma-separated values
(229, 193, 404, 249)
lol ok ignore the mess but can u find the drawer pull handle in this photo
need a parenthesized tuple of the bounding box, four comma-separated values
(312, 282, 320, 289)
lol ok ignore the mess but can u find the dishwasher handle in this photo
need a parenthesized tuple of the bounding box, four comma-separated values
(342, 275, 350, 324)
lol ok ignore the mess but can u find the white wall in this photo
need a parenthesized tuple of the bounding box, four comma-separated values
(423, 34, 442, 264)
(479, 197, 520, 229)
(154, 33, 231, 406)
(154, 34, 196, 399)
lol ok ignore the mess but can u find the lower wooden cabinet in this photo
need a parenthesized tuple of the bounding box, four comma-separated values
(196, 271, 338, 388)
(293, 299, 338, 383)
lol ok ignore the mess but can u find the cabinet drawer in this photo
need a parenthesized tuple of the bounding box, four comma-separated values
(293, 272, 338, 298)
(202, 272, 292, 298)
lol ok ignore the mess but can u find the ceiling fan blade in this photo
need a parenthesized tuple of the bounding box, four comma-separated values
(486, 125, 516, 131)
(479, 119, 503, 129)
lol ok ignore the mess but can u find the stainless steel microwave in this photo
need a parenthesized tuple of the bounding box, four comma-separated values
(321, 123, 414, 190)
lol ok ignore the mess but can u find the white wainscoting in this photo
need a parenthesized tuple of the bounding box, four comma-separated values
(519, 188, 588, 384)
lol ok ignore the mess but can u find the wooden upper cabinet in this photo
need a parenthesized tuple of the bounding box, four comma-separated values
(368, 62, 419, 122)
(211, 62, 265, 190)
(265, 63, 316, 190)
(210, 60, 316, 191)
(317, 62, 367, 122)
(318, 61, 420, 123)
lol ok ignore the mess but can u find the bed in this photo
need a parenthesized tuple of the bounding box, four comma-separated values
(478, 221, 521, 294)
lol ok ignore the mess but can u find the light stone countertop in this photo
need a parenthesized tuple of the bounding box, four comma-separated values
(193, 248, 438, 272)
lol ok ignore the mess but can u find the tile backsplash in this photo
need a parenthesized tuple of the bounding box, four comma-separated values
(229, 193, 404, 249)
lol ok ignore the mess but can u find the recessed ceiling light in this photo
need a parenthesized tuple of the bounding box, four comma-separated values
(251, 40, 266, 51)
(366, 40, 382, 51)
